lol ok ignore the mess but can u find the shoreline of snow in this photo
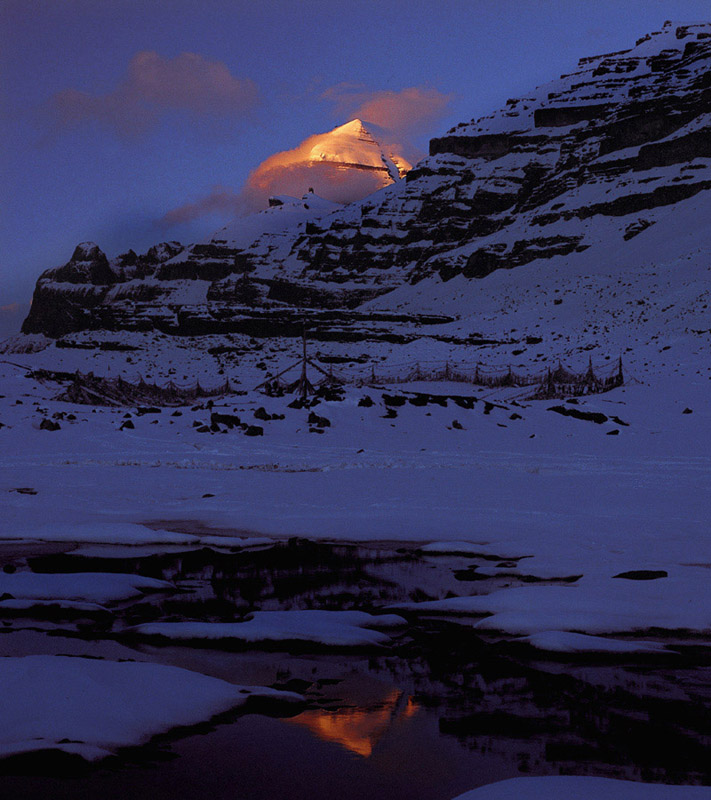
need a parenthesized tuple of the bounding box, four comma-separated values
(452, 776, 711, 799)
(0, 655, 303, 762)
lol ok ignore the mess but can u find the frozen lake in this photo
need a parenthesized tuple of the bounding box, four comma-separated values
(1, 536, 711, 799)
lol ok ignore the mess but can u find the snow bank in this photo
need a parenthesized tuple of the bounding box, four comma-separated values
(0, 655, 301, 761)
(0, 572, 173, 605)
(392, 574, 711, 636)
(519, 631, 671, 655)
(0, 522, 274, 551)
(132, 610, 407, 647)
(0, 522, 199, 546)
(453, 776, 711, 799)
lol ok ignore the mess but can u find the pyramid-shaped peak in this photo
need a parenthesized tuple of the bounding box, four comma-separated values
(330, 119, 373, 138)
(338, 118, 365, 130)
(306, 119, 411, 179)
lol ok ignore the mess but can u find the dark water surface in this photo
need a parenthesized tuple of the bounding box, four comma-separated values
(1, 538, 711, 799)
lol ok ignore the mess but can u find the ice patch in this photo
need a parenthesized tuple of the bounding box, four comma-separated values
(393, 575, 711, 636)
(0, 571, 173, 605)
(132, 610, 407, 647)
(0, 655, 301, 761)
(453, 776, 711, 799)
(519, 630, 671, 654)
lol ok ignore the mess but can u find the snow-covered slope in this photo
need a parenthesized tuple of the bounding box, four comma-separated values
(211, 191, 338, 249)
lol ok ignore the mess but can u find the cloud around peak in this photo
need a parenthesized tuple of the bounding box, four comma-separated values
(48, 51, 259, 137)
(321, 83, 452, 136)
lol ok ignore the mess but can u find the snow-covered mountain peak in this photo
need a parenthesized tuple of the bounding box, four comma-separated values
(71, 242, 104, 263)
(19, 21, 711, 341)
(304, 118, 413, 181)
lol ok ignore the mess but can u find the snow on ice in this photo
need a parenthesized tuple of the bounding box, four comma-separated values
(131, 610, 407, 648)
(0, 655, 301, 761)
(452, 776, 711, 800)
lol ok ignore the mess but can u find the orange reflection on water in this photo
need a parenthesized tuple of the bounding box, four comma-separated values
(289, 690, 419, 758)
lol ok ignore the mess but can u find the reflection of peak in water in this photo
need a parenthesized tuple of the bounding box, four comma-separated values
(289, 689, 419, 757)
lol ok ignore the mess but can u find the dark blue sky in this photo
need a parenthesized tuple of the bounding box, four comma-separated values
(2, 0, 710, 330)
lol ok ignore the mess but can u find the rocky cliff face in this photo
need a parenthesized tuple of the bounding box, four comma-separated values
(290, 21, 711, 287)
(21, 21, 711, 339)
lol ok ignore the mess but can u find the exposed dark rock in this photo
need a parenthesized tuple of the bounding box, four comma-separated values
(614, 570, 668, 580)
(211, 412, 241, 429)
(39, 418, 61, 431)
(307, 412, 331, 428)
(548, 405, 608, 424)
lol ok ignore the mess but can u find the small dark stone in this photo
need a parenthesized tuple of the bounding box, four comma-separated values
(254, 406, 271, 421)
(2, 564, 17, 574)
(452, 419, 464, 430)
(358, 395, 374, 407)
(548, 406, 608, 424)
(307, 412, 330, 428)
(606, 429, 620, 435)
(409, 394, 430, 407)
(39, 418, 61, 431)
(683, 407, 693, 414)
(510, 413, 522, 420)
(120, 419, 135, 430)
(202, 493, 215, 498)
(614, 570, 668, 580)
(211, 412, 240, 429)
(196, 425, 211, 433)
(244, 425, 264, 437)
